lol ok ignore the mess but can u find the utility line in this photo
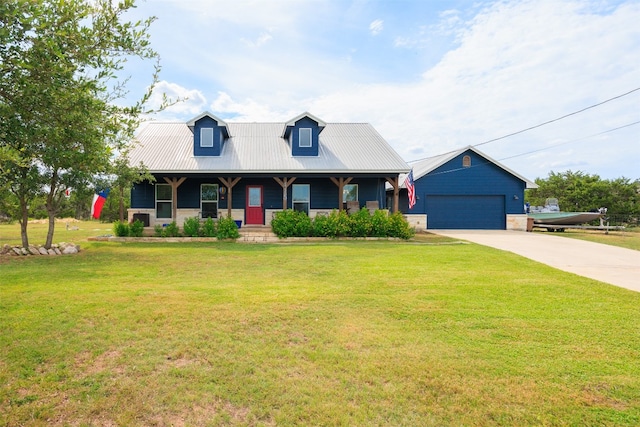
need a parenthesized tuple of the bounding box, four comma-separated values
(408, 87, 640, 165)
(414, 120, 640, 178)
(473, 87, 640, 148)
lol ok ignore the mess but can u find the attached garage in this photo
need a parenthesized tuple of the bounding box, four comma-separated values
(393, 146, 537, 230)
(424, 195, 505, 229)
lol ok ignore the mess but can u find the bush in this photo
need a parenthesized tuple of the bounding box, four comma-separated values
(311, 212, 332, 237)
(129, 219, 144, 237)
(153, 224, 164, 237)
(164, 221, 180, 237)
(387, 212, 415, 240)
(217, 216, 240, 240)
(113, 221, 129, 237)
(325, 210, 350, 237)
(272, 209, 311, 238)
(183, 216, 201, 237)
(350, 208, 372, 237)
(202, 217, 217, 237)
(370, 209, 389, 237)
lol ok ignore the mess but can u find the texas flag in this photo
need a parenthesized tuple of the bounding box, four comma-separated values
(91, 189, 110, 219)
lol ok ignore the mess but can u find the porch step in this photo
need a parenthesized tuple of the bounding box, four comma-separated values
(238, 225, 279, 243)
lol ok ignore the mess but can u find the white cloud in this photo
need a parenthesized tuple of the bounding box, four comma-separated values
(369, 19, 384, 35)
(144, 81, 208, 121)
(241, 32, 273, 48)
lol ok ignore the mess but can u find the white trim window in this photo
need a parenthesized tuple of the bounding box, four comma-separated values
(201, 184, 218, 218)
(200, 127, 214, 147)
(292, 184, 310, 214)
(299, 128, 312, 148)
(343, 184, 358, 202)
(156, 183, 172, 219)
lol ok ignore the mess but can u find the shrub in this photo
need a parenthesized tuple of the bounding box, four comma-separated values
(272, 209, 310, 238)
(217, 216, 240, 240)
(311, 212, 332, 237)
(202, 217, 217, 237)
(387, 212, 415, 240)
(370, 209, 389, 237)
(129, 219, 144, 237)
(326, 209, 351, 237)
(113, 221, 129, 237)
(183, 216, 201, 237)
(350, 208, 372, 237)
(153, 224, 164, 237)
(164, 221, 180, 237)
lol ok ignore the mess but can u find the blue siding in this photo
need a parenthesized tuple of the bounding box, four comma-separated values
(290, 116, 320, 157)
(193, 116, 225, 157)
(408, 150, 527, 229)
(132, 176, 388, 214)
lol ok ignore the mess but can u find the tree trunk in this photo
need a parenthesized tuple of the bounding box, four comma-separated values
(19, 198, 29, 249)
(45, 208, 56, 250)
(119, 186, 125, 222)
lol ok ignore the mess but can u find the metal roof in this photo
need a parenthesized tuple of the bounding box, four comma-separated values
(397, 145, 538, 189)
(129, 120, 410, 175)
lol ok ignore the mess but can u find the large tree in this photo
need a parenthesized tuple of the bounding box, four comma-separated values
(0, 0, 161, 248)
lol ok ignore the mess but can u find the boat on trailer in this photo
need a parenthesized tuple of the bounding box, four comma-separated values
(528, 198, 605, 228)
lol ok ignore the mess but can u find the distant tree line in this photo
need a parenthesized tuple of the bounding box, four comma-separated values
(526, 171, 640, 225)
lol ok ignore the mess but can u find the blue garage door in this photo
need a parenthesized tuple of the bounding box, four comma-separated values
(425, 195, 506, 229)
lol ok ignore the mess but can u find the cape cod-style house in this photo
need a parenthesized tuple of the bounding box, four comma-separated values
(127, 112, 410, 227)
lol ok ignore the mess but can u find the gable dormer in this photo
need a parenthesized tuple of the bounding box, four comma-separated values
(187, 112, 230, 157)
(282, 112, 326, 157)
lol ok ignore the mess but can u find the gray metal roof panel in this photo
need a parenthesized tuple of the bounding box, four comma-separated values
(129, 121, 410, 174)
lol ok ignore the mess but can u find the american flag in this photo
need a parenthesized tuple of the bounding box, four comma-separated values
(406, 169, 416, 209)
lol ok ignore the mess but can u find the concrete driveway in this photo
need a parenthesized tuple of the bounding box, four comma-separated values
(430, 230, 640, 293)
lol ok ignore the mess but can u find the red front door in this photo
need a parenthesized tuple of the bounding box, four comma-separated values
(246, 186, 264, 225)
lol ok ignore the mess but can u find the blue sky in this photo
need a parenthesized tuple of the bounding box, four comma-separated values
(123, 0, 639, 181)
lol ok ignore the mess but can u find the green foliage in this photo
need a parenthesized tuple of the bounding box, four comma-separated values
(272, 209, 414, 240)
(164, 221, 180, 237)
(527, 171, 640, 225)
(153, 224, 164, 237)
(370, 209, 389, 237)
(113, 221, 130, 237)
(272, 209, 311, 238)
(216, 216, 240, 240)
(387, 212, 416, 240)
(349, 208, 372, 237)
(201, 217, 217, 237)
(183, 216, 201, 237)
(129, 219, 144, 237)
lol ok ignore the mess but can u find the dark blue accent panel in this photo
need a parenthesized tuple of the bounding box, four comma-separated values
(425, 195, 505, 229)
(193, 116, 225, 157)
(290, 116, 319, 157)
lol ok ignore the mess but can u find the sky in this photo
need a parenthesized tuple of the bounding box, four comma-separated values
(122, 0, 640, 181)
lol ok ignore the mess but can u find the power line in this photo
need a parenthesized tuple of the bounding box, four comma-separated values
(418, 120, 640, 178)
(473, 87, 640, 148)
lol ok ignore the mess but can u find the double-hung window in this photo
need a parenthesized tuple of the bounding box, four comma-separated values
(201, 184, 218, 218)
(292, 184, 310, 215)
(156, 184, 172, 219)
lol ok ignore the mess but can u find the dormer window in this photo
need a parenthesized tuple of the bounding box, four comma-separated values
(299, 128, 312, 147)
(200, 128, 214, 148)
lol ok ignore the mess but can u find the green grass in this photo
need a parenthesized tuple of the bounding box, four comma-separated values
(542, 228, 640, 251)
(1, 222, 640, 426)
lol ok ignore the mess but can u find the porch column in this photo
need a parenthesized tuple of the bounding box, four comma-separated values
(385, 176, 400, 213)
(218, 177, 241, 218)
(329, 177, 353, 211)
(273, 177, 296, 210)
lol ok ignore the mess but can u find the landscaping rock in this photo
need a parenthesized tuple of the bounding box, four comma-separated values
(61, 244, 78, 255)
(12, 247, 23, 256)
(1, 242, 80, 257)
(38, 247, 49, 255)
(29, 246, 40, 256)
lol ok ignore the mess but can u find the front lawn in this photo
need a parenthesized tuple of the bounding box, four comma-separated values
(1, 223, 639, 425)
